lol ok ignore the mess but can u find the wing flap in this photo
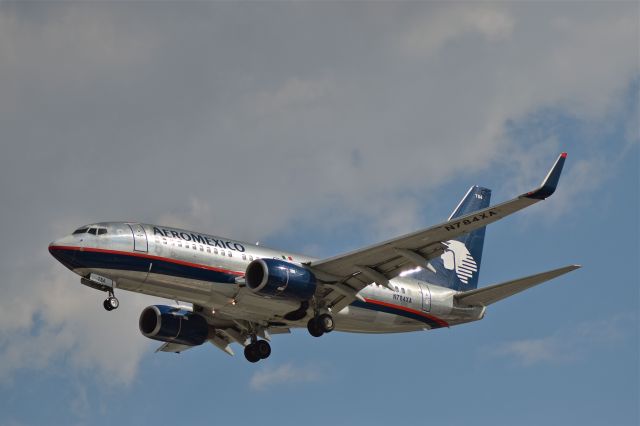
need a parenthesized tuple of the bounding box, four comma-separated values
(455, 264, 580, 307)
(155, 342, 195, 354)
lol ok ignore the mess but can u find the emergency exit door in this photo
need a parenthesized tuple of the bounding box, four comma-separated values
(418, 282, 431, 312)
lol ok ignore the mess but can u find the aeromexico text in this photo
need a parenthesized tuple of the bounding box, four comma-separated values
(153, 227, 246, 252)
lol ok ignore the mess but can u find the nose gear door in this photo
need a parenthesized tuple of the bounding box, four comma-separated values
(128, 223, 148, 252)
(418, 282, 431, 312)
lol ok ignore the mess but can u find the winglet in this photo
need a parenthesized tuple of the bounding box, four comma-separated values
(524, 152, 567, 200)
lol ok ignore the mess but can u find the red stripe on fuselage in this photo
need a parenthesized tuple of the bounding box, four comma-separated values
(50, 246, 448, 326)
(48, 245, 244, 276)
(363, 297, 449, 327)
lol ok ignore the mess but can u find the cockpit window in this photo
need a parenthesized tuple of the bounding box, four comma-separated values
(73, 225, 107, 235)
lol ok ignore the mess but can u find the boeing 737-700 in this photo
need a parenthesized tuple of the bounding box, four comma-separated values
(49, 153, 579, 363)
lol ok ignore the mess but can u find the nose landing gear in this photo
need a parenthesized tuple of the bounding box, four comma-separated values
(103, 292, 119, 311)
(80, 275, 119, 311)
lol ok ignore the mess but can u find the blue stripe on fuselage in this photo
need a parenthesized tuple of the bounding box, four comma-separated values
(50, 247, 240, 284)
(51, 246, 448, 329)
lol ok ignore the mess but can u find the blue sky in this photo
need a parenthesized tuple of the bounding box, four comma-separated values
(0, 2, 638, 425)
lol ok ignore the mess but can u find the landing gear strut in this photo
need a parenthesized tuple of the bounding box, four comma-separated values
(307, 313, 334, 337)
(103, 292, 119, 311)
(244, 339, 271, 363)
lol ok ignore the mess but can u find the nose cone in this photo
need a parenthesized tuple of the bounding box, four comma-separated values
(49, 239, 80, 271)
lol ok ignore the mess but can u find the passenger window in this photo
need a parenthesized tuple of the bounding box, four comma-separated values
(228, 252, 232, 257)
(200, 246, 204, 251)
(220, 250, 225, 256)
(242, 254, 246, 260)
(401, 288, 405, 294)
(207, 248, 211, 253)
(192, 244, 196, 250)
(88, 228, 97, 235)
(178, 242, 182, 247)
(394, 286, 399, 292)
(214, 248, 219, 255)
(249, 256, 254, 261)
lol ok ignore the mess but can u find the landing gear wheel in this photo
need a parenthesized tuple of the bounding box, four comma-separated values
(107, 296, 119, 310)
(317, 313, 335, 333)
(244, 343, 260, 363)
(255, 340, 271, 359)
(307, 317, 324, 337)
(103, 299, 113, 311)
(103, 296, 119, 311)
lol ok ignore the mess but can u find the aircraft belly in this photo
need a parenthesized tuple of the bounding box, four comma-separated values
(334, 305, 424, 333)
(75, 266, 460, 333)
(85, 266, 302, 322)
(121, 276, 214, 306)
(216, 291, 301, 321)
(80, 267, 218, 306)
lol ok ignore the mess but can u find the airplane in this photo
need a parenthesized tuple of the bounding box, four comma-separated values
(49, 153, 579, 363)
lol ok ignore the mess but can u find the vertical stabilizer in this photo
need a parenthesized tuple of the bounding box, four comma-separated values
(406, 186, 491, 291)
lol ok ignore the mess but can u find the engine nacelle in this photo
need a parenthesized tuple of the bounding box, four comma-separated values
(245, 258, 317, 301)
(139, 305, 209, 346)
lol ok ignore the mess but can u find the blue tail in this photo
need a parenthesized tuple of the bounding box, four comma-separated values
(407, 186, 491, 291)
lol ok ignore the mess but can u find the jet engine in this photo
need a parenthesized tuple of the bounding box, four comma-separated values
(245, 258, 316, 301)
(139, 305, 209, 346)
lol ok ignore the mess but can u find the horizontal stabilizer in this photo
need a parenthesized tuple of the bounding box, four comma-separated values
(455, 264, 580, 307)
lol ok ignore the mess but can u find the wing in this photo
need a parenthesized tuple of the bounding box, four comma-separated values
(155, 314, 291, 357)
(308, 153, 568, 312)
(155, 336, 235, 356)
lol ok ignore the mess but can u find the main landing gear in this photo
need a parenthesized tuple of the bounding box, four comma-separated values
(307, 313, 334, 337)
(244, 339, 271, 363)
(103, 292, 119, 311)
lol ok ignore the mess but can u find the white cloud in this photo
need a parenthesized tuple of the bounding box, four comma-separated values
(0, 3, 158, 110)
(491, 336, 571, 366)
(251, 77, 335, 117)
(249, 363, 324, 391)
(157, 197, 216, 233)
(0, 265, 158, 386)
(486, 314, 632, 366)
(0, 1, 637, 389)
(70, 382, 90, 421)
(402, 4, 515, 57)
(0, 213, 166, 386)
